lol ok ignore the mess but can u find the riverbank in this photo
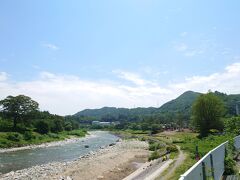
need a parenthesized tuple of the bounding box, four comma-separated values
(0, 131, 93, 153)
(0, 139, 149, 180)
(0, 129, 87, 151)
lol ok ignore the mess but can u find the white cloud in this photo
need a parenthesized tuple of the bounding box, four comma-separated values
(169, 62, 240, 94)
(0, 62, 240, 115)
(113, 70, 148, 86)
(0, 72, 8, 81)
(42, 43, 59, 50)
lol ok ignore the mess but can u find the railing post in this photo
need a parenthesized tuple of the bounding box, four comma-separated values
(210, 154, 215, 179)
(202, 161, 206, 180)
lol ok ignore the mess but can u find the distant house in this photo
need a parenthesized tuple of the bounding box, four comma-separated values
(112, 121, 120, 125)
(92, 121, 111, 126)
(92, 121, 100, 125)
(99, 122, 111, 126)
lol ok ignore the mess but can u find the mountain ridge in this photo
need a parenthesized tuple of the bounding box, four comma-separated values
(73, 91, 240, 121)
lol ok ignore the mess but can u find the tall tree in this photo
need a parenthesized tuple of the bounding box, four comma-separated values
(0, 95, 39, 130)
(192, 92, 225, 137)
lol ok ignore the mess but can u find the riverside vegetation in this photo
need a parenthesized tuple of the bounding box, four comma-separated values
(0, 95, 86, 148)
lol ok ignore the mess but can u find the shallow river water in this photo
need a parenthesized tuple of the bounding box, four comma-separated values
(0, 131, 119, 174)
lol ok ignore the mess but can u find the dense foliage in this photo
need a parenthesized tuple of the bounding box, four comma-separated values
(0, 95, 85, 148)
(192, 92, 225, 137)
(0, 95, 39, 129)
(224, 116, 240, 135)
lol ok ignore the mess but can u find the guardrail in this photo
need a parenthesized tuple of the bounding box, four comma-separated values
(179, 135, 240, 180)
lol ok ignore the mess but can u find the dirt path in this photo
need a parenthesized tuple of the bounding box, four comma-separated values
(123, 156, 173, 180)
(157, 146, 186, 180)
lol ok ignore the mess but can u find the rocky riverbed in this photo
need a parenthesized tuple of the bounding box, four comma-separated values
(0, 140, 149, 180)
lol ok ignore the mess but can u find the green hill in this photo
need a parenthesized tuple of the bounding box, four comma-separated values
(73, 91, 240, 122)
(74, 107, 157, 119)
(157, 91, 201, 117)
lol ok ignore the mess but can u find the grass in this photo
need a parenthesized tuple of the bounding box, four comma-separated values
(154, 131, 234, 179)
(0, 129, 87, 148)
(111, 129, 234, 179)
(167, 154, 196, 180)
(148, 150, 161, 161)
(169, 151, 179, 159)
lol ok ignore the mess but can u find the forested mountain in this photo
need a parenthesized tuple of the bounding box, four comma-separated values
(74, 107, 157, 118)
(157, 91, 201, 119)
(213, 91, 240, 116)
(73, 91, 240, 123)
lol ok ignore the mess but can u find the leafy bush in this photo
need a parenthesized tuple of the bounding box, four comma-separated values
(148, 151, 160, 161)
(6, 132, 23, 142)
(140, 137, 146, 141)
(166, 144, 178, 152)
(224, 139, 237, 175)
(48, 133, 59, 139)
(67, 130, 86, 137)
(224, 116, 240, 135)
(23, 131, 36, 140)
(149, 142, 164, 151)
(224, 156, 236, 175)
(172, 138, 185, 143)
(36, 120, 50, 134)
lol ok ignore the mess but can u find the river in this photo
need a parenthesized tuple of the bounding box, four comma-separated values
(0, 131, 119, 174)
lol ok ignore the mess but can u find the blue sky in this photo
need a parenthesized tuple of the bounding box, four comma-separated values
(1, 0, 240, 115)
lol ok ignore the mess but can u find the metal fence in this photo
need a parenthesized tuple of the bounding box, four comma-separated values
(234, 135, 240, 149)
(179, 135, 240, 180)
(179, 142, 227, 180)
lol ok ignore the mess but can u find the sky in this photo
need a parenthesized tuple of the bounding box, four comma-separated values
(0, 0, 240, 115)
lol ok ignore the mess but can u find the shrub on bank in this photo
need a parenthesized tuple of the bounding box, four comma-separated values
(149, 142, 165, 151)
(67, 129, 86, 137)
(48, 133, 60, 139)
(6, 132, 23, 142)
(166, 144, 178, 152)
(23, 131, 36, 140)
(148, 151, 160, 161)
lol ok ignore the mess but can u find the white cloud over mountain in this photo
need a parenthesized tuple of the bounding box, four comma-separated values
(0, 62, 240, 115)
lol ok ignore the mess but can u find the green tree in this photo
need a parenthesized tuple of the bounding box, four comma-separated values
(51, 119, 64, 133)
(0, 95, 39, 130)
(64, 122, 73, 131)
(192, 92, 225, 137)
(36, 120, 50, 134)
